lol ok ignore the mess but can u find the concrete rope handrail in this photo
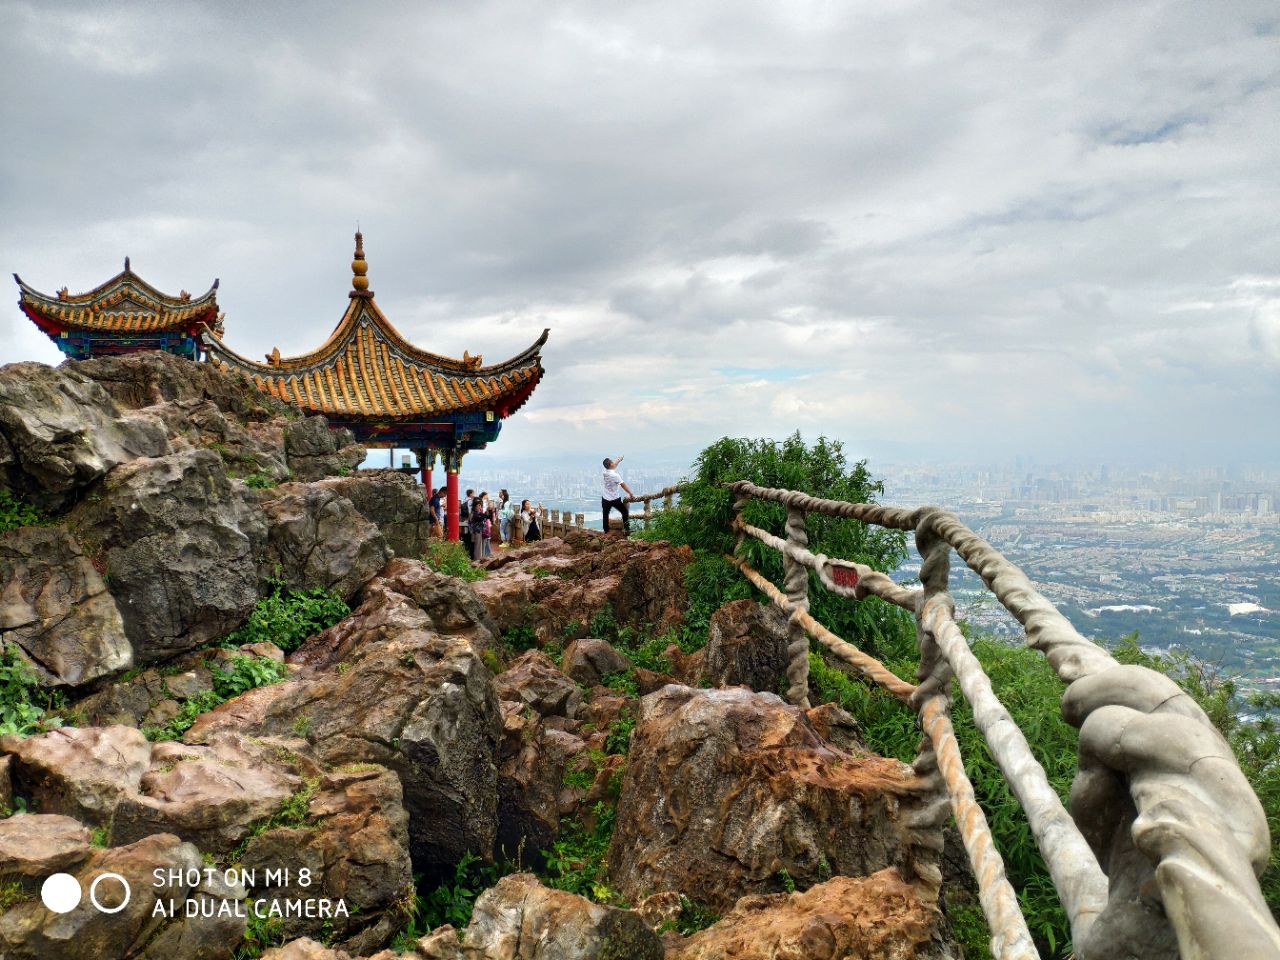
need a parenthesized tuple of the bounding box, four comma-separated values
(720, 478, 1280, 960)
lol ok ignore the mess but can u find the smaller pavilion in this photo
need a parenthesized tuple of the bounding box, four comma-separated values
(14, 259, 221, 360)
(202, 232, 547, 541)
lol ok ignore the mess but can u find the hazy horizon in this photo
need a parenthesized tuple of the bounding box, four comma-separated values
(3, 1, 1277, 467)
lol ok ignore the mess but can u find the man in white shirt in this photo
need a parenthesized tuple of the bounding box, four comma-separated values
(601, 456, 634, 534)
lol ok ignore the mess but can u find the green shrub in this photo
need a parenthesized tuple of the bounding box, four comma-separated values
(638, 434, 916, 659)
(501, 624, 538, 654)
(145, 655, 289, 742)
(211, 655, 289, 699)
(0, 647, 60, 738)
(223, 580, 350, 653)
(422, 541, 485, 582)
(242, 472, 277, 490)
(544, 802, 618, 902)
(0, 490, 45, 534)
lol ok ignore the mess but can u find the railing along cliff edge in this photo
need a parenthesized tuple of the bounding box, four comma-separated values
(623, 480, 1278, 960)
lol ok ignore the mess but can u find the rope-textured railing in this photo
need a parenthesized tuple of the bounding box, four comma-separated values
(724, 478, 1280, 960)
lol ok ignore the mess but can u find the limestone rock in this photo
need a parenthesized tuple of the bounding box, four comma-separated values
(475, 532, 691, 644)
(284, 417, 364, 482)
(607, 685, 925, 913)
(262, 941, 354, 960)
(366, 558, 501, 656)
(0, 525, 132, 687)
(110, 734, 305, 853)
(805, 702, 865, 752)
(241, 767, 413, 954)
(701, 599, 790, 694)
(310, 471, 433, 560)
(0, 725, 150, 825)
(0, 832, 247, 960)
(76, 349, 291, 421)
(496, 702, 579, 861)
(147, 397, 291, 482)
(0, 361, 168, 511)
(561, 638, 630, 687)
(189, 586, 501, 876)
(492, 650, 582, 720)
(67, 448, 267, 663)
(461, 873, 664, 960)
(667, 869, 958, 960)
(262, 484, 390, 601)
(0, 814, 92, 879)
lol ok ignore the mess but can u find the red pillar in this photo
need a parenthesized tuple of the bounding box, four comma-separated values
(418, 448, 435, 495)
(445, 449, 462, 542)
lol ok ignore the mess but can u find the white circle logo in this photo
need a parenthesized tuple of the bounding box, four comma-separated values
(89, 873, 131, 914)
(40, 873, 82, 914)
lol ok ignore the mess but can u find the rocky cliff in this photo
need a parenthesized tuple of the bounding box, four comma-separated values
(0, 353, 959, 960)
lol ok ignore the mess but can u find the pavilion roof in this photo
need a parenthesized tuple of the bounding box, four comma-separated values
(201, 233, 547, 422)
(14, 259, 220, 334)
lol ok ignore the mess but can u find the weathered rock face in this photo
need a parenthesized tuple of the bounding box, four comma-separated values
(73, 642, 284, 729)
(492, 650, 583, 720)
(0, 362, 169, 511)
(0, 725, 150, 825)
(241, 767, 413, 954)
(701, 599, 790, 694)
(284, 417, 364, 482)
(77, 352, 365, 483)
(608, 685, 925, 913)
(148, 397, 291, 482)
(561, 638, 630, 688)
(0, 832, 246, 960)
(67, 448, 267, 663)
(189, 585, 502, 876)
(0, 526, 132, 687)
(495, 702, 580, 861)
(110, 734, 306, 853)
(262, 484, 390, 601)
(368, 559, 501, 657)
(667, 869, 958, 960)
(456, 873, 664, 960)
(310, 471, 433, 560)
(475, 533, 691, 643)
(77, 350, 291, 420)
(0, 814, 92, 879)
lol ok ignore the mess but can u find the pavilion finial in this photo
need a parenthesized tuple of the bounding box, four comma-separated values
(124, 256, 131, 272)
(351, 230, 370, 295)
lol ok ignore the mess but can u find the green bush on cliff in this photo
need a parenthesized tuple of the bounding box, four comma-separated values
(223, 580, 350, 653)
(0, 647, 60, 738)
(0, 490, 45, 534)
(422, 540, 486, 582)
(639, 433, 916, 657)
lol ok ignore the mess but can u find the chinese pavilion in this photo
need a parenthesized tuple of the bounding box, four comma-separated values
(14, 259, 220, 360)
(201, 232, 547, 541)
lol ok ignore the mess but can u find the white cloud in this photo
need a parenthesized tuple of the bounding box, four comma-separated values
(1, 0, 1278, 466)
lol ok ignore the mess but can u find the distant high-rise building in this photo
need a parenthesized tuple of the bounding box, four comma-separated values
(1210, 491, 1222, 514)
(1260, 495, 1273, 517)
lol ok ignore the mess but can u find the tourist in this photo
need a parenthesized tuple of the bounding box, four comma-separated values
(520, 499, 542, 542)
(429, 486, 445, 538)
(497, 489, 514, 545)
(460, 488, 474, 533)
(601, 455, 634, 535)
(470, 492, 494, 560)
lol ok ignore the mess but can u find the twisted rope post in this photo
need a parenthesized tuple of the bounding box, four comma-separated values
(914, 514, 1039, 960)
(783, 505, 811, 708)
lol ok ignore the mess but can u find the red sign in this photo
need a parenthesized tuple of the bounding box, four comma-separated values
(830, 565, 859, 589)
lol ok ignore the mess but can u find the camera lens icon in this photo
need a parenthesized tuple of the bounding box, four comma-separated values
(41, 872, 131, 914)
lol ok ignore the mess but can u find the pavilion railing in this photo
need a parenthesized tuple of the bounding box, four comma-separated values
(623, 483, 684, 531)
(714, 480, 1279, 960)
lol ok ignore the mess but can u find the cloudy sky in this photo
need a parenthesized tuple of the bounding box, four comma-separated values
(2, 1, 1277, 471)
